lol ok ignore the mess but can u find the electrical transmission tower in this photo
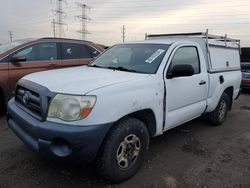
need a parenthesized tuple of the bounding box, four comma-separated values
(122, 25, 126, 42)
(52, 0, 67, 38)
(76, 2, 91, 40)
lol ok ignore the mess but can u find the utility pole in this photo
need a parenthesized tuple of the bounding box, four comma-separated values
(52, 19, 56, 37)
(8, 31, 13, 42)
(52, 0, 67, 38)
(76, 2, 91, 40)
(122, 25, 126, 42)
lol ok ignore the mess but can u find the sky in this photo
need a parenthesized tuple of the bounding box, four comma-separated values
(0, 0, 250, 46)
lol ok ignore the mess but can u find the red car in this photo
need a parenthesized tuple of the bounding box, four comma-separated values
(241, 63, 250, 91)
(241, 48, 250, 92)
(0, 38, 105, 113)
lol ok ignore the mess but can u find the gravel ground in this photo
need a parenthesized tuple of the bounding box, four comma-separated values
(0, 93, 250, 188)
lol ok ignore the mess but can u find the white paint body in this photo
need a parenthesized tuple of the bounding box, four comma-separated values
(22, 37, 242, 136)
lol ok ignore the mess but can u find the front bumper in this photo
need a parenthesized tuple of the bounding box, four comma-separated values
(7, 98, 113, 163)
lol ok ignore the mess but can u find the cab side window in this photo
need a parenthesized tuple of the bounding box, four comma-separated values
(170, 46, 200, 74)
(13, 43, 57, 62)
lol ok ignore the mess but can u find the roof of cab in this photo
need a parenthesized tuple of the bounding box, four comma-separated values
(123, 36, 208, 45)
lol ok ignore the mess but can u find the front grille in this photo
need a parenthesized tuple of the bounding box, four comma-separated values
(14, 80, 55, 121)
(15, 86, 43, 120)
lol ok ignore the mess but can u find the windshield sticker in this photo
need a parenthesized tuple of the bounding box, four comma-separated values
(145, 49, 165, 63)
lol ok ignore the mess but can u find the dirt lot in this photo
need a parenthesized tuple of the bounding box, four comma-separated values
(0, 94, 250, 188)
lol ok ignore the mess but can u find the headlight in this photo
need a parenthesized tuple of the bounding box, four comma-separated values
(47, 94, 96, 121)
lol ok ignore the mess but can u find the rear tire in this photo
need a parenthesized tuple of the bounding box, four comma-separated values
(97, 117, 149, 183)
(207, 93, 230, 126)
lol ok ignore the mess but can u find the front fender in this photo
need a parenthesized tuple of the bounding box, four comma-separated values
(86, 75, 165, 135)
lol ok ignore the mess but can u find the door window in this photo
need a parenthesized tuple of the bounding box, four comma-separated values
(62, 43, 92, 60)
(13, 43, 57, 62)
(80, 44, 92, 58)
(0, 56, 9, 63)
(17, 47, 33, 60)
(169, 46, 200, 74)
(86, 45, 100, 58)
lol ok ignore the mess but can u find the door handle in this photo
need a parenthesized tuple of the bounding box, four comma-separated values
(199, 80, 206, 85)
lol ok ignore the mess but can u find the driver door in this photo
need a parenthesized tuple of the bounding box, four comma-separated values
(164, 45, 208, 130)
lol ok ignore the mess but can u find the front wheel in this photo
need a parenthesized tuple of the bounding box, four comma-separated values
(207, 93, 230, 126)
(97, 117, 150, 183)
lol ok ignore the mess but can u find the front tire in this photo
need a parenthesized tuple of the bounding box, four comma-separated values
(208, 93, 230, 126)
(97, 117, 149, 183)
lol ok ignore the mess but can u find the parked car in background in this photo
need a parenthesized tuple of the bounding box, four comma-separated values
(240, 47, 250, 92)
(241, 63, 250, 91)
(0, 38, 105, 112)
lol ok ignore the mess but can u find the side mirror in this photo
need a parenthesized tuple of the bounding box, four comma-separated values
(167, 64, 194, 79)
(10, 55, 27, 64)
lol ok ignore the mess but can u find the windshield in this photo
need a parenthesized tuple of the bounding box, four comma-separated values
(90, 43, 170, 74)
(0, 39, 33, 55)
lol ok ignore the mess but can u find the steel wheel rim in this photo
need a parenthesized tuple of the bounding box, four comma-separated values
(116, 134, 141, 169)
(218, 100, 227, 121)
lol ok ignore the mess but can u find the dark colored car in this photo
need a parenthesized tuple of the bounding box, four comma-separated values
(240, 48, 250, 92)
(0, 38, 105, 112)
(241, 63, 250, 91)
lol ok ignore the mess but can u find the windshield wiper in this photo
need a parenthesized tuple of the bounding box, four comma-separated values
(89, 65, 140, 73)
(107, 66, 137, 73)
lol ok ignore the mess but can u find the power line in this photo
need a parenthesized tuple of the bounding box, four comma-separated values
(89, 3, 250, 10)
(81, 0, 250, 9)
(83, 0, 249, 4)
(76, 2, 91, 40)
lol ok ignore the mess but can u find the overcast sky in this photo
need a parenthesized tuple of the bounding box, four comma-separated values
(0, 0, 250, 46)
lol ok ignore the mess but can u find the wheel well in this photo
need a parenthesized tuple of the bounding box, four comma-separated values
(128, 109, 157, 137)
(96, 109, 157, 162)
(224, 86, 233, 110)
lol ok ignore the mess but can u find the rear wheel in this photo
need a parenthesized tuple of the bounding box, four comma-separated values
(208, 93, 230, 126)
(97, 117, 149, 183)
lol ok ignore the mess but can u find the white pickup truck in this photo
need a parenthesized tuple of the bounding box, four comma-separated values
(7, 31, 241, 182)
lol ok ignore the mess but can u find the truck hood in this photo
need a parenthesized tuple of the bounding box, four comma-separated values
(22, 66, 148, 95)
